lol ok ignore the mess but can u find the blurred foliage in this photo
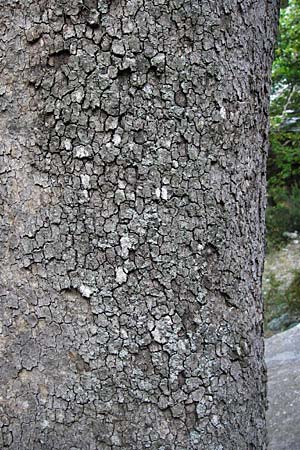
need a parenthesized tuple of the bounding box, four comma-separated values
(266, 185, 300, 250)
(264, 0, 300, 334)
(264, 273, 286, 325)
(268, 132, 300, 188)
(272, 0, 300, 86)
(264, 269, 300, 334)
(287, 269, 300, 313)
(267, 0, 300, 250)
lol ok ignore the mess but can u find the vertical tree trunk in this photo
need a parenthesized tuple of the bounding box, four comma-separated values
(0, 1, 279, 449)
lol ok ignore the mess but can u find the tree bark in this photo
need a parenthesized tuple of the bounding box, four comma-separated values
(0, 1, 279, 449)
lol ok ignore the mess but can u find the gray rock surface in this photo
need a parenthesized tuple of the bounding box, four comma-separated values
(266, 324, 300, 450)
(268, 313, 295, 332)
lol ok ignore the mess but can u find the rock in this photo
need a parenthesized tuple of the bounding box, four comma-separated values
(268, 313, 294, 331)
(282, 231, 298, 240)
(266, 323, 300, 450)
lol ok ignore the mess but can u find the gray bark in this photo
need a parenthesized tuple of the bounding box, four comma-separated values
(0, 1, 279, 449)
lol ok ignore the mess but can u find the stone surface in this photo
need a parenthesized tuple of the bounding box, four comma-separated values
(268, 313, 295, 332)
(266, 324, 300, 450)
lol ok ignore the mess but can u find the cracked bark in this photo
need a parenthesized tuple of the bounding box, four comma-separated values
(0, 1, 279, 449)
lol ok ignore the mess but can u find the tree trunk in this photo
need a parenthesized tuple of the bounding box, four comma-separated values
(0, 1, 279, 449)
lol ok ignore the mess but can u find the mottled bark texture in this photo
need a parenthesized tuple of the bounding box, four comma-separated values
(0, 1, 279, 449)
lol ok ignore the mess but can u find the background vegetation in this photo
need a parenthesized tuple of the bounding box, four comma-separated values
(267, 0, 300, 249)
(264, 0, 300, 333)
